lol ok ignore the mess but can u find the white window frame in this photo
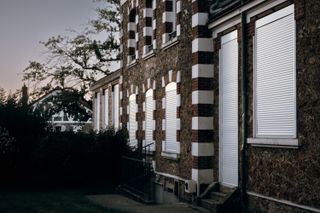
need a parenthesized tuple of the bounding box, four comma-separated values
(249, 5, 299, 148)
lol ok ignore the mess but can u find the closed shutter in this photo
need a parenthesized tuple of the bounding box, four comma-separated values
(104, 89, 109, 128)
(255, 5, 296, 138)
(129, 94, 137, 146)
(165, 83, 177, 152)
(96, 93, 100, 131)
(220, 30, 239, 187)
(113, 85, 119, 129)
(145, 90, 153, 145)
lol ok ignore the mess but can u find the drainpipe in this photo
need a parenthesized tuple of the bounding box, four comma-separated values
(241, 11, 249, 209)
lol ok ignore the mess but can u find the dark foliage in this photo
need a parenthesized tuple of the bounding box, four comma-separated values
(31, 128, 130, 184)
(0, 95, 48, 179)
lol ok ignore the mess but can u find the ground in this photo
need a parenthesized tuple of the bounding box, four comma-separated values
(0, 182, 208, 213)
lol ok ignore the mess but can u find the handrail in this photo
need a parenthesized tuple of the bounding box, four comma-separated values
(143, 142, 154, 149)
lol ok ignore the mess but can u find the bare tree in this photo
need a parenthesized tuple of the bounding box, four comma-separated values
(23, 0, 120, 100)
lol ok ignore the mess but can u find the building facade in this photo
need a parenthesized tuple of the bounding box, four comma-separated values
(92, 0, 320, 211)
(32, 88, 92, 132)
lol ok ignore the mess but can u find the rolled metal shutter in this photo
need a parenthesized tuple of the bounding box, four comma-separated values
(145, 90, 154, 145)
(129, 94, 137, 146)
(113, 85, 119, 129)
(165, 83, 177, 152)
(255, 6, 296, 138)
(104, 89, 109, 128)
(220, 31, 238, 187)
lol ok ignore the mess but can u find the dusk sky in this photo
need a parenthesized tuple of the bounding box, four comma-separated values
(0, 0, 105, 93)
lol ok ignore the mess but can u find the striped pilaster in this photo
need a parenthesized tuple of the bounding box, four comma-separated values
(191, 0, 214, 194)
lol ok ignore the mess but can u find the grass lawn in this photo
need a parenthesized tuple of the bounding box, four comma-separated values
(0, 187, 126, 213)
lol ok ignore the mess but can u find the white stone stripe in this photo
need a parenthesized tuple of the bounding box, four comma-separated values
(192, 117, 213, 130)
(177, 24, 181, 36)
(143, 27, 153, 36)
(192, 143, 214, 156)
(177, 1, 181, 13)
(192, 91, 214, 104)
(162, 11, 175, 23)
(143, 8, 153, 17)
(127, 22, 136, 31)
(176, 71, 181, 83)
(192, 64, 214, 78)
(128, 39, 136, 47)
(192, 38, 213, 53)
(192, 13, 208, 27)
(192, 169, 214, 183)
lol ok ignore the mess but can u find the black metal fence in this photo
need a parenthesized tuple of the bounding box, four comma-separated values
(120, 142, 154, 201)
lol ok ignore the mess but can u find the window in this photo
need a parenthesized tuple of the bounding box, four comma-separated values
(112, 85, 119, 129)
(250, 5, 298, 147)
(143, 0, 156, 55)
(129, 94, 137, 147)
(144, 89, 155, 150)
(164, 82, 179, 153)
(128, 9, 138, 64)
(95, 92, 100, 131)
(104, 89, 109, 128)
(162, 0, 177, 44)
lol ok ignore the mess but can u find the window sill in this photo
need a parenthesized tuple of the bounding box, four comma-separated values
(247, 138, 301, 149)
(161, 37, 179, 50)
(161, 151, 180, 160)
(142, 50, 155, 60)
(127, 60, 137, 69)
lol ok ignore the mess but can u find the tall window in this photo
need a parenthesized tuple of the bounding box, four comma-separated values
(144, 89, 154, 150)
(112, 85, 119, 129)
(104, 89, 109, 128)
(162, 0, 177, 44)
(254, 5, 296, 139)
(129, 94, 137, 147)
(128, 9, 137, 63)
(95, 92, 100, 131)
(165, 82, 178, 152)
(143, 0, 155, 55)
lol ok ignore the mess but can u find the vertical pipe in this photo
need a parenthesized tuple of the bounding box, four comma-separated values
(241, 12, 248, 209)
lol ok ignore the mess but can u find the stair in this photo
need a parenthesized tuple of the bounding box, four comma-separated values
(198, 183, 241, 213)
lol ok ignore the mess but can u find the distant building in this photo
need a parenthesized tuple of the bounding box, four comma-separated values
(90, 69, 121, 132)
(31, 88, 92, 132)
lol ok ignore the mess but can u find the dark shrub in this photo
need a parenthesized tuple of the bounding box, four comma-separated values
(31, 127, 130, 184)
(0, 127, 19, 180)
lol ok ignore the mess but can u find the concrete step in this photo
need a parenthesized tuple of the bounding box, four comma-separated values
(210, 191, 227, 198)
(198, 183, 240, 213)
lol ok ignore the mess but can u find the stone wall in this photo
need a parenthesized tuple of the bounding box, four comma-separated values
(121, 0, 193, 180)
(247, 0, 320, 210)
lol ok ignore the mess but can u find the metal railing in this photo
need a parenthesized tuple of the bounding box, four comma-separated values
(146, 44, 153, 54)
(128, 54, 136, 63)
(120, 142, 155, 201)
(168, 31, 177, 41)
